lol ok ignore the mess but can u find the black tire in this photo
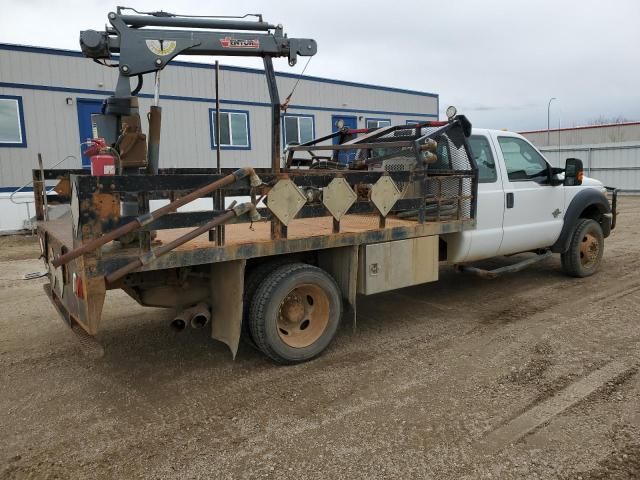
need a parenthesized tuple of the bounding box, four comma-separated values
(561, 218, 604, 277)
(249, 263, 342, 364)
(242, 258, 294, 348)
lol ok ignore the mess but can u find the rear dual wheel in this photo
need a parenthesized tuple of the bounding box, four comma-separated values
(242, 259, 293, 348)
(248, 263, 342, 364)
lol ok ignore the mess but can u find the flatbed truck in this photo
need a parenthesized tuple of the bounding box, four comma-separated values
(33, 9, 615, 364)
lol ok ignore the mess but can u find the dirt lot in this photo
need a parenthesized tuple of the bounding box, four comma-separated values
(1, 198, 639, 480)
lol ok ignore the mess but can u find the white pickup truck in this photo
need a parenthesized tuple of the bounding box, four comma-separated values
(445, 128, 613, 278)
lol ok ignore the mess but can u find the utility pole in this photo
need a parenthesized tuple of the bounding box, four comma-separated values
(547, 97, 557, 146)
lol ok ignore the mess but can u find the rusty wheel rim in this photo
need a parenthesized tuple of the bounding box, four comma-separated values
(579, 232, 600, 269)
(277, 284, 330, 348)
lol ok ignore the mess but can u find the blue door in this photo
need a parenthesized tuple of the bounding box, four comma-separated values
(76, 98, 104, 168)
(331, 114, 358, 164)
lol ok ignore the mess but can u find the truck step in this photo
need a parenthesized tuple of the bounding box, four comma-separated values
(457, 251, 553, 279)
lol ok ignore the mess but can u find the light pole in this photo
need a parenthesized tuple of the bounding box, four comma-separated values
(547, 97, 557, 146)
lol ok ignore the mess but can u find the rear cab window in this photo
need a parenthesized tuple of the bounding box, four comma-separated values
(469, 135, 497, 183)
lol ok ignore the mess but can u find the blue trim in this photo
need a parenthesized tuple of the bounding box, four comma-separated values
(0, 94, 27, 147)
(286, 103, 437, 118)
(208, 108, 251, 150)
(0, 42, 438, 100)
(0, 81, 438, 119)
(0, 186, 34, 192)
(282, 113, 316, 147)
(365, 117, 391, 129)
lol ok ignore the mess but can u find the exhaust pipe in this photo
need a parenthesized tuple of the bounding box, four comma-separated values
(190, 303, 211, 329)
(170, 317, 187, 331)
(171, 306, 196, 332)
(170, 303, 211, 331)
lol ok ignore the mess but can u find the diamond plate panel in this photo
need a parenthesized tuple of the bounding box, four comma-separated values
(267, 179, 307, 226)
(370, 176, 401, 217)
(323, 178, 357, 221)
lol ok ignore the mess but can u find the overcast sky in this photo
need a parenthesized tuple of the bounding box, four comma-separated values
(1, 0, 639, 131)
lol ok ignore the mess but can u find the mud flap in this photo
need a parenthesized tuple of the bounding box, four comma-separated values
(210, 259, 246, 359)
(43, 283, 105, 358)
(318, 245, 359, 332)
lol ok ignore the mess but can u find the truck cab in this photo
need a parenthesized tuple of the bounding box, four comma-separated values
(444, 129, 613, 276)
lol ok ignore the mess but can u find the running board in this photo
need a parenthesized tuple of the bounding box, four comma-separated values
(456, 251, 553, 279)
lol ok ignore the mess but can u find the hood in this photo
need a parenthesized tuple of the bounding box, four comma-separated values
(581, 175, 604, 189)
(555, 173, 605, 191)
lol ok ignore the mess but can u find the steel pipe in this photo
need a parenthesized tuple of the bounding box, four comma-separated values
(190, 303, 211, 329)
(52, 167, 260, 268)
(105, 204, 256, 285)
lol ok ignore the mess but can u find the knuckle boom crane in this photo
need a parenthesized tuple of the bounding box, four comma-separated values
(79, 6, 317, 174)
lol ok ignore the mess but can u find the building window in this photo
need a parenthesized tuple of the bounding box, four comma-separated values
(209, 109, 250, 149)
(284, 114, 314, 146)
(0, 95, 27, 147)
(406, 120, 421, 125)
(365, 118, 391, 129)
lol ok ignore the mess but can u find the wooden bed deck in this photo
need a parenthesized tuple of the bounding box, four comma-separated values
(163, 214, 413, 252)
(42, 214, 414, 251)
(41, 214, 469, 271)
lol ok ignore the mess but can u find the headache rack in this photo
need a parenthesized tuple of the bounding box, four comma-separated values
(285, 118, 478, 224)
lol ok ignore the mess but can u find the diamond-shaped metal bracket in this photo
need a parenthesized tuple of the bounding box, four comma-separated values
(323, 178, 357, 221)
(267, 179, 307, 226)
(370, 176, 401, 217)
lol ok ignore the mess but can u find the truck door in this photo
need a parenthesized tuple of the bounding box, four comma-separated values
(444, 132, 505, 263)
(462, 134, 505, 261)
(491, 133, 564, 255)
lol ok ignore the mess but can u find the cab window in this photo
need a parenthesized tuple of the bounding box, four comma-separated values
(469, 135, 497, 183)
(498, 136, 549, 182)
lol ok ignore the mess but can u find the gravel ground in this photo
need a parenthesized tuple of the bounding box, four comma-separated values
(1, 198, 639, 479)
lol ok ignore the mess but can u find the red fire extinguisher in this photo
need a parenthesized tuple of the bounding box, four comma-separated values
(83, 138, 117, 176)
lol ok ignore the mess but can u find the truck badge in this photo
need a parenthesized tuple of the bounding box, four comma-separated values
(220, 37, 260, 49)
(552, 208, 561, 218)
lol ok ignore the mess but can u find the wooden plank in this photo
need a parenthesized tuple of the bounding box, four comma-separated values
(476, 361, 634, 454)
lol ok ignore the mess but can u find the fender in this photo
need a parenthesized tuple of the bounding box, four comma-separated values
(551, 189, 611, 253)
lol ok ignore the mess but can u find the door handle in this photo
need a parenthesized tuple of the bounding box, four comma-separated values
(506, 192, 514, 209)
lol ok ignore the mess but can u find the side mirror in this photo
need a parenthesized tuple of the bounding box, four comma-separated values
(564, 158, 584, 186)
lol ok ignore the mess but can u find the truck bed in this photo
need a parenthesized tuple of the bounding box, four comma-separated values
(42, 213, 468, 276)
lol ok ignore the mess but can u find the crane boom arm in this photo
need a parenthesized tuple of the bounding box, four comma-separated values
(80, 10, 317, 76)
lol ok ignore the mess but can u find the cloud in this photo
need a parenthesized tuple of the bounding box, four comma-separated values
(1, 0, 639, 131)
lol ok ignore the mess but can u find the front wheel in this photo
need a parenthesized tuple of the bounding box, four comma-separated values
(561, 218, 604, 277)
(248, 263, 342, 364)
